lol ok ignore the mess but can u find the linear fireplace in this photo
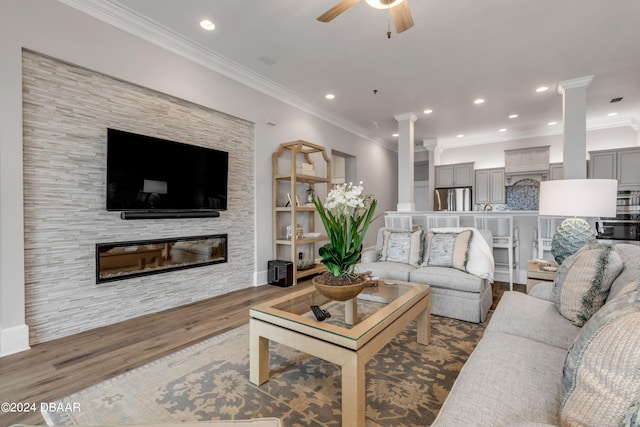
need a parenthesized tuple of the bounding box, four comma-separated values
(96, 234, 227, 284)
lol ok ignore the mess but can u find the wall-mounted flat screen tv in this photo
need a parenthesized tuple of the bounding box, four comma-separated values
(106, 129, 228, 212)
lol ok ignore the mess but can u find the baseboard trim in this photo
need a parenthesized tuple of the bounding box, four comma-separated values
(0, 324, 30, 357)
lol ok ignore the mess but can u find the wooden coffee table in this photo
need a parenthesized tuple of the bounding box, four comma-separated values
(249, 280, 431, 427)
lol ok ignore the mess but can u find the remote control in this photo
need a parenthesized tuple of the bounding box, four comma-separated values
(311, 305, 330, 321)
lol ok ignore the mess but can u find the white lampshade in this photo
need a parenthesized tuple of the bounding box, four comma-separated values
(539, 179, 617, 218)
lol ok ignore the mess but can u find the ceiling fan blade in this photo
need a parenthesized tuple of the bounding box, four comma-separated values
(317, 0, 361, 22)
(390, 1, 414, 33)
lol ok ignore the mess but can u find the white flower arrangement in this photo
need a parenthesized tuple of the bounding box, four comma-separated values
(313, 182, 377, 278)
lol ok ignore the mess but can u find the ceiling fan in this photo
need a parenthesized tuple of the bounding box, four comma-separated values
(317, 0, 414, 37)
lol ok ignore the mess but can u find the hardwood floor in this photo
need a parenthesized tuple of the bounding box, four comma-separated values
(0, 280, 517, 426)
(0, 281, 307, 426)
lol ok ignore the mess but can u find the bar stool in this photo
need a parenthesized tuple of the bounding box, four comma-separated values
(425, 214, 460, 230)
(474, 215, 519, 291)
(537, 216, 567, 259)
(384, 215, 413, 231)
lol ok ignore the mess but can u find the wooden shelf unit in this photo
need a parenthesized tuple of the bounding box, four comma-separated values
(273, 140, 331, 284)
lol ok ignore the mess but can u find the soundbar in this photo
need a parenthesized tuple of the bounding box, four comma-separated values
(120, 210, 220, 220)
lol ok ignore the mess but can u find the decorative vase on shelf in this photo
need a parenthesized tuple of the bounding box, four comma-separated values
(312, 181, 377, 301)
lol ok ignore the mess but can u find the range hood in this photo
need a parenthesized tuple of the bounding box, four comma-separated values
(504, 146, 550, 184)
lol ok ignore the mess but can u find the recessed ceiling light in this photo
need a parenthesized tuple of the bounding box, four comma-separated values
(392, 133, 399, 137)
(457, 134, 465, 138)
(423, 109, 433, 114)
(325, 94, 335, 100)
(199, 19, 215, 31)
(548, 121, 558, 126)
(508, 114, 518, 119)
(473, 98, 485, 105)
(607, 112, 618, 117)
(536, 86, 549, 93)
(499, 128, 507, 132)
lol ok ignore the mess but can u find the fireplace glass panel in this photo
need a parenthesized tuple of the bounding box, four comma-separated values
(96, 234, 227, 283)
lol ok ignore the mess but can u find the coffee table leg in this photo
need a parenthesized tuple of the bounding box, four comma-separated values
(249, 319, 270, 385)
(344, 298, 357, 325)
(416, 305, 431, 345)
(342, 354, 366, 427)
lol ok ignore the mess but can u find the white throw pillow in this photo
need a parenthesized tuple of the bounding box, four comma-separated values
(421, 230, 472, 272)
(380, 228, 423, 267)
(552, 243, 623, 326)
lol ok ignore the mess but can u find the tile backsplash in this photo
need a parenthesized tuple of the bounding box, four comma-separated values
(476, 178, 541, 211)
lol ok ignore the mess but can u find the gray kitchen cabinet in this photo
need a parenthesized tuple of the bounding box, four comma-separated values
(589, 147, 640, 190)
(475, 168, 505, 204)
(435, 162, 474, 188)
(589, 150, 617, 180)
(618, 148, 640, 189)
(504, 146, 550, 175)
(549, 163, 564, 180)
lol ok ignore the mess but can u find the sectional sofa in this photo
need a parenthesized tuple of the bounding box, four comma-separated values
(432, 242, 640, 426)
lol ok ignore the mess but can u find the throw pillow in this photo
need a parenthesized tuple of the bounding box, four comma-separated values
(380, 228, 423, 267)
(552, 243, 623, 326)
(421, 230, 472, 271)
(561, 282, 640, 426)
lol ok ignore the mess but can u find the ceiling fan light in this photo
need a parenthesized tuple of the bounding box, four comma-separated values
(365, 0, 405, 10)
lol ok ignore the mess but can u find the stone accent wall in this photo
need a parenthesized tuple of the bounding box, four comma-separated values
(22, 50, 255, 344)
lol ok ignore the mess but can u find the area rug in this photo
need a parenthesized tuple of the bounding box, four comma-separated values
(43, 303, 486, 427)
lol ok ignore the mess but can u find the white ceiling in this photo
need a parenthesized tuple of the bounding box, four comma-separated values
(68, 0, 640, 150)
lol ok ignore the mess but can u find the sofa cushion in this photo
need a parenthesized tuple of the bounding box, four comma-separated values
(432, 332, 566, 427)
(421, 229, 472, 271)
(380, 228, 423, 266)
(409, 266, 485, 293)
(561, 287, 640, 427)
(487, 291, 580, 350)
(552, 243, 622, 326)
(355, 261, 414, 282)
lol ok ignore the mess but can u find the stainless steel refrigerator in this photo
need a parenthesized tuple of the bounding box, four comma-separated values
(434, 187, 472, 211)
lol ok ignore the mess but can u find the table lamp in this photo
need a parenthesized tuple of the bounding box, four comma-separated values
(538, 179, 617, 264)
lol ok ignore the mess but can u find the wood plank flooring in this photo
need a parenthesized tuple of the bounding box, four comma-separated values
(0, 280, 515, 426)
(0, 282, 305, 426)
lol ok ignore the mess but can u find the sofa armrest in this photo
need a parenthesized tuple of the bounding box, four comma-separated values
(361, 246, 379, 264)
(528, 281, 554, 301)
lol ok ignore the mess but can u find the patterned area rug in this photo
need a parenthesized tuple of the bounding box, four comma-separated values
(44, 302, 486, 426)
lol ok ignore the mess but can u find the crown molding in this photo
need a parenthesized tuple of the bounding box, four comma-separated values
(436, 115, 638, 151)
(56, 0, 393, 151)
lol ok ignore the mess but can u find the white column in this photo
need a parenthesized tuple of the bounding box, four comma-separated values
(394, 113, 417, 211)
(557, 75, 593, 179)
(423, 138, 438, 211)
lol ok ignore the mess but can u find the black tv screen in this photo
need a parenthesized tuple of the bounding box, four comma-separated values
(106, 129, 228, 212)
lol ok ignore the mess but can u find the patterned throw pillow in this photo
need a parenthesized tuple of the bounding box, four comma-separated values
(561, 281, 640, 426)
(421, 230, 472, 271)
(380, 228, 423, 267)
(552, 243, 623, 326)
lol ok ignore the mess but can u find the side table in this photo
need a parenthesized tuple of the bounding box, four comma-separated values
(526, 260, 558, 293)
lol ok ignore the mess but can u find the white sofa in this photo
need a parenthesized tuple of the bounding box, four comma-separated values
(356, 227, 495, 323)
(432, 243, 640, 426)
